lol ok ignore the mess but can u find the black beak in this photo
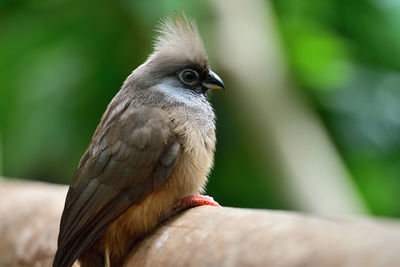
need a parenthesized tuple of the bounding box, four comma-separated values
(202, 70, 225, 91)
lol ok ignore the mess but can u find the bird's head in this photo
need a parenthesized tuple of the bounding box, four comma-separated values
(125, 12, 224, 108)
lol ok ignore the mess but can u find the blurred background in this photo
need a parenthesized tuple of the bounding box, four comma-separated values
(1, 0, 399, 217)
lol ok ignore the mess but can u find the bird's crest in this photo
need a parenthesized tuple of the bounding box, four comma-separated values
(152, 12, 208, 67)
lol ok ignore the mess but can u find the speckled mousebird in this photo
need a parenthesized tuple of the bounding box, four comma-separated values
(53, 12, 224, 267)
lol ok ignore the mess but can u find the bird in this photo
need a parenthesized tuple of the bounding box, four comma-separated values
(53, 12, 224, 267)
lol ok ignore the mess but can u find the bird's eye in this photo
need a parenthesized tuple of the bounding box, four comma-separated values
(178, 69, 199, 85)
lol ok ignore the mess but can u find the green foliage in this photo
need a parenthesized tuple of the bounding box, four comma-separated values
(273, 0, 400, 216)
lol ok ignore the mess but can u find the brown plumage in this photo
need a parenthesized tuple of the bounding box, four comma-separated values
(53, 13, 224, 267)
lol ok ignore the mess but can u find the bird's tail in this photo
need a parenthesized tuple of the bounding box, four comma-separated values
(77, 249, 105, 267)
(52, 247, 104, 267)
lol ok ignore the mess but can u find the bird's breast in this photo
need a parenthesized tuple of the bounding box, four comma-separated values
(171, 119, 216, 196)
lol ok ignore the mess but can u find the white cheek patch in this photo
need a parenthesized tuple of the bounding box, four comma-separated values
(157, 83, 207, 109)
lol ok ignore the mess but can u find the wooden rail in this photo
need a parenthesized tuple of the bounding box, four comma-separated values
(1, 178, 399, 267)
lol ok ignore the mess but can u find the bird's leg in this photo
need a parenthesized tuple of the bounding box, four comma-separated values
(104, 249, 111, 267)
(173, 194, 220, 214)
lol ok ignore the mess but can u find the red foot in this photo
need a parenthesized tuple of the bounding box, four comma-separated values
(175, 194, 221, 212)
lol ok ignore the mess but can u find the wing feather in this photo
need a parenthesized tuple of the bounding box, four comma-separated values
(53, 107, 181, 267)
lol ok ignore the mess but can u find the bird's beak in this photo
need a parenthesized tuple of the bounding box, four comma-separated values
(202, 70, 225, 90)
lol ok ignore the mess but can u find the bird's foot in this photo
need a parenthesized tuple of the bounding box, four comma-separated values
(180, 194, 221, 208)
(173, 194, 220, 213)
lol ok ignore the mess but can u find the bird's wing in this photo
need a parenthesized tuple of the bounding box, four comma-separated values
(53, 107, 181, 267)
